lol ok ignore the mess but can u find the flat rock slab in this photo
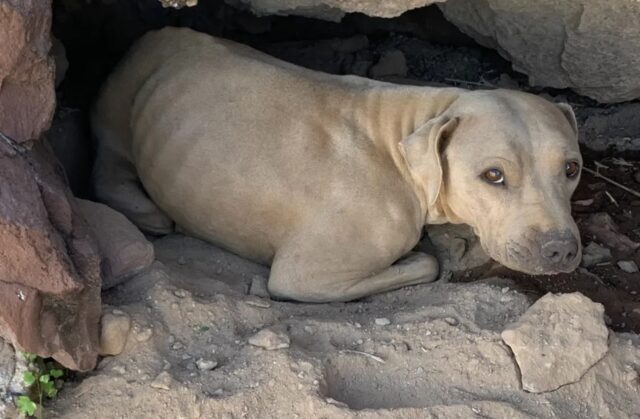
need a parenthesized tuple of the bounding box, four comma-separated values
(501, 292, 609, 393)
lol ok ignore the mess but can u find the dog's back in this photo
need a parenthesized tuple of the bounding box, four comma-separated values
(92, 27, 420, 263)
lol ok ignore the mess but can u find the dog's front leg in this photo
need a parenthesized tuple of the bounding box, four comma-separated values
(267, 249, 439, 303)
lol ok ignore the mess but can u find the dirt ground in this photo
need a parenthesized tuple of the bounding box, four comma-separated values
(45, 236, 640, 418)
(35, 2, 640, 417)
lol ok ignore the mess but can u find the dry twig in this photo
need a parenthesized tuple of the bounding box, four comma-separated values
(340, 349, 386, 364)
(583, 166, 640, 199)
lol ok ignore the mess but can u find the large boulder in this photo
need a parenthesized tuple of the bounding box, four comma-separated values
(0, 140, 101, 371)
(226, 0, 446, 21)
(439, 0, 640, 103)
(0, 0, 56, 142)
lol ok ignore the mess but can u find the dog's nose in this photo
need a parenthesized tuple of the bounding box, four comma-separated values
(540, 233, 579, 268)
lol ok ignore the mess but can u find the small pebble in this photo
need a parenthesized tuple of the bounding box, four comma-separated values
(618, 260, 639, 273)
(177, 256, 186, 265)
(248, 328, 290, 350)
(112, 365, 126, 375)
(444, 317, 459, 326)
(325, 397, 349, 408)
(172, 342, 184, 350)
(244, 299, 271, 309)
(375, 317, 391, 326)
(173, 289, 188, 298)
(134, 327, 153, 342)
(196, 358, 218, 371)
(150, 371, 173, 390)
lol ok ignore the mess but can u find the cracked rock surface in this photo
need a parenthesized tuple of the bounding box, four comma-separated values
(501, 292, 609, 393)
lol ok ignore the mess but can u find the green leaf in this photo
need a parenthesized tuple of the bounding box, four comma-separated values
(39, 374, 50, 384)
(43, 381, 57, 398)
(21, 352, 38, 363)
(49, 368, 64, 378)
(22, 371, 36, 387)
(16, 395, 37, 416)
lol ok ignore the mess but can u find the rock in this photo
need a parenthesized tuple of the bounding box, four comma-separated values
(617, 260, 639, 274)
(46, 108, 92, 196)
(0, 142, 101, 371)
(0, 339, 15, 416)
(328, 35, 369, 53)
(248, 275, 270, 298)
(99, 310, 132, 356)
(248, 328, 290, 350)
(159, 0, 198, 8)
(369, 50, 408, 78)
(133, 327, 154, 343)
(150, 371, 173, 390)
(195, 358, 218, 371)
(0, 0, 55, 142)
(496, 73, 519, 89)
(374, 317, 391, 326)
(51, 37, 68, 88)
(225, 0, 446, 21)
(580, 104, 640, 153)
(501, 292, 609, 393)
(76, 199, 154, 289)
(427, 224, 491, 277)
(580, 242, 612, 268)
(582, 213, 640, 256)
(439, 0, 640, 103)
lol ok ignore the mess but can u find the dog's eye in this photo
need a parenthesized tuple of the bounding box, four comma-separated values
(483, 168, 504, 185)
(565, 160, 580, 178)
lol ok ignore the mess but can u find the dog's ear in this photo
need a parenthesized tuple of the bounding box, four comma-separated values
(399, 115, 459, 208)
(556, 102, 578, 138)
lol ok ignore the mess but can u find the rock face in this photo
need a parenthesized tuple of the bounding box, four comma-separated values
(76, 199, 154, 289)
(439, 0, 640, 103)
(227, 0, 445, 21)
(0, 339, 15, 417)
(501, 292, 609, 393)
(0, 0, 56, 142)
(0, 141, 101, 371)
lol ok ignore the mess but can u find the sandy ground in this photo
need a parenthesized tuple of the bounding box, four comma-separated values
(42, 235, 640, 419)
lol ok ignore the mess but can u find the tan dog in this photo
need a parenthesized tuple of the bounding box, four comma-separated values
(92, 27, 582, 302)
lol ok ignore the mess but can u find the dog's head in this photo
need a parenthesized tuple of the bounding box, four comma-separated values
(400, 90, 582, 274)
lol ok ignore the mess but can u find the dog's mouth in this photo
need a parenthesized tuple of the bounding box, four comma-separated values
(482, 237, 582, 275)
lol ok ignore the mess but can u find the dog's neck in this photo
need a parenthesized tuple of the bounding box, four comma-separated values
(364, 85, 463, 226)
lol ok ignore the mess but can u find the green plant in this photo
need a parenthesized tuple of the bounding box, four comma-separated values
(15, 353, 66, 418)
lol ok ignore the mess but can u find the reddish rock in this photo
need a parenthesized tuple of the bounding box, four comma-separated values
(0, 140, 101, 371)
(0, 0, 56, 142)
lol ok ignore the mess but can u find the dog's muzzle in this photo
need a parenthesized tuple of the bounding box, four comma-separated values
(506, 229, 580, 274)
